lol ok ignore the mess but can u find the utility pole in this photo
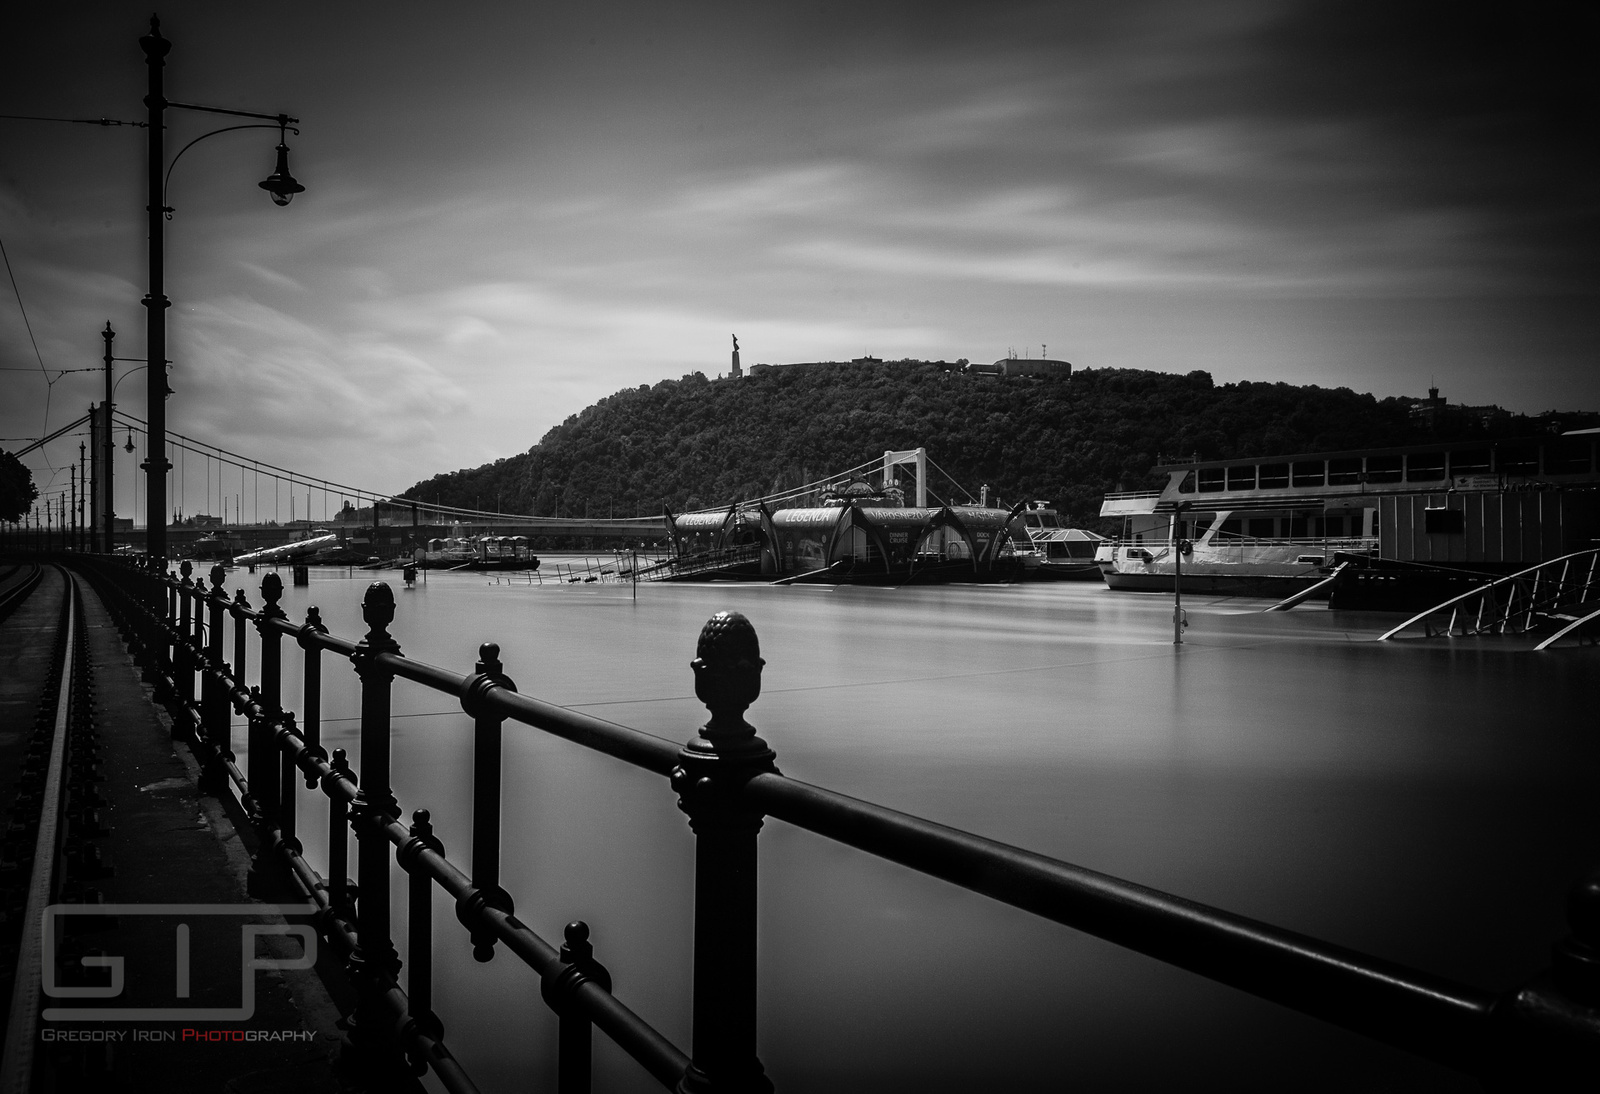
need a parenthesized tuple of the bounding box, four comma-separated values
(79, 442, 87, 552)
(142, 21, 172, 569)
(102, 323, 114, 553)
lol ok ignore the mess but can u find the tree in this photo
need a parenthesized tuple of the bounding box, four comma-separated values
(0, 451, 38, 523)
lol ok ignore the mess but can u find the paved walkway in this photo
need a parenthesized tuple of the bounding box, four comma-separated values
(1, 560, 342, 1093)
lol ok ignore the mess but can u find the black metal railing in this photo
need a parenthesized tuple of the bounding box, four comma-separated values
(74, 556, 1600, 1091)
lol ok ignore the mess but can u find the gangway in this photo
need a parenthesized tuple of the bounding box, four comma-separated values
(1377, 548, 1600, 646)
(630, 544, 763, 582)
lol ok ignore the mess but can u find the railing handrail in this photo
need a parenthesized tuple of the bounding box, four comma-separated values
(1378, 547, 1600, 640)
(69, 556, 1600, 1091)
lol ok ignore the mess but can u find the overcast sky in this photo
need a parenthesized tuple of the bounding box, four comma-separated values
(3, 1, 1596, 523)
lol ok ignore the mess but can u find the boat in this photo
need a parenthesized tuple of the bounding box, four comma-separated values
(461, 535, 540, 571)
(189, 530, 244, 562)
(412, 528, 539, 571)
(1098, 471, 1377, 598)
(234, 529, 340, 568)
(1016, 501, 1106, 581)
(1098, 433, 1600, 605)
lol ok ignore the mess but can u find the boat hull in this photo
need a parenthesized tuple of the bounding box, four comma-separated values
(1028, 559, 1104, 581)
(1101, 569, 1326, 598)
(1097, 540, 1366, 598)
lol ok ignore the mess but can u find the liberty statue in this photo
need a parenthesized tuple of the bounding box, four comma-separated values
(731, 334, 742, 378)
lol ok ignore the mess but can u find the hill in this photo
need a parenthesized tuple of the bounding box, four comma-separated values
(395, 364, 1569, 530)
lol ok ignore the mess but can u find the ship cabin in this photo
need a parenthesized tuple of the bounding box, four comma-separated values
(1101, 432, 1600, 571)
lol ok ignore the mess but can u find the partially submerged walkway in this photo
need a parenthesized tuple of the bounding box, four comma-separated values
(0, 561, 341, 1093)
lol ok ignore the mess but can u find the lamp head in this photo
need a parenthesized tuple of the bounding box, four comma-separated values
(258, 142, 305, 206)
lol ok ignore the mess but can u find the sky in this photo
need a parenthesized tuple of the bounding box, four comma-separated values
(2, 0, 1596, 524)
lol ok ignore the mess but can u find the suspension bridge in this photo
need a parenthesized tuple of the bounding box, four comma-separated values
(6, 410, 985, 559)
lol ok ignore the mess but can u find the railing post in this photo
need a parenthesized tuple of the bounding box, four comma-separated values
(400, 809, 446, 1073)
(670, 611, 777, 1094)
(204, 564, 229, 748)
(292, 606, 329, 856)
(298, 606, 328, 755)
(326, 747, 353, 914)
(233, 587, 250, 688)
(1489, 867, 1600, 1085)
(346, 582, 405, 1075)
(253, 573, 287, 827)
(176, 560, 195, 727)
(542, 921, 612, 1094)
(461, 642, 516, 961)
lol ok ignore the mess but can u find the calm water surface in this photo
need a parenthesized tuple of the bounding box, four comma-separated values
(233, 565, 1598, 1093)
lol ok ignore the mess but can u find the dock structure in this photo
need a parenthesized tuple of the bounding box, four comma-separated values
(3, 551, 1599, 1090)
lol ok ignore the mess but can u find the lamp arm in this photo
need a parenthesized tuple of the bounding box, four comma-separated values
(162, 123, 302, 215)
(112, 364, 149, 396)
(164, 100, 299, 127)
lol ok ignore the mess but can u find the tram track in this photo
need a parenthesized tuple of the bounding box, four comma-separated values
(0, 567, 112, 1094)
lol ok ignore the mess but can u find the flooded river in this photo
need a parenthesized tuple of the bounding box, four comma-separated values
(238, 565, 1598, 1093)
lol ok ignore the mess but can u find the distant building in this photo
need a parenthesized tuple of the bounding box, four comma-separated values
(969, 356, 1072, 378)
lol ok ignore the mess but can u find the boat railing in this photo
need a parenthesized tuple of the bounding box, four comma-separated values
(1111, 534, 1377, 556)
(1196, 533, 1378, 551)
(66, 556, 1600, 1090)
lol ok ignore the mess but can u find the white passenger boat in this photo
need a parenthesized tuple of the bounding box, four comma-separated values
(1098, 465, 1376, 597)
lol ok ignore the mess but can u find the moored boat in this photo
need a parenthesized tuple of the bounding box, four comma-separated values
(1097, 433, 1600, 605)
(1016, 501, 1107, 581)
(1098, 470, 1376, 597)
(662, 474, 1030, 584)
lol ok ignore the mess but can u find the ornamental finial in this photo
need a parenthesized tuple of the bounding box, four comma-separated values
(691, 611, 764, 741)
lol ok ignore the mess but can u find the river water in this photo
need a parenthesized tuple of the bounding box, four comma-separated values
(235, 564, 1597, 1093)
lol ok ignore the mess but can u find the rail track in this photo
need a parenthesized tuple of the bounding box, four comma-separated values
(0, 567, 111, 1094)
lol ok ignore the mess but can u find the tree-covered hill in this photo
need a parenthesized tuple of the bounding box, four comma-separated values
(395, 364, 1553, 529)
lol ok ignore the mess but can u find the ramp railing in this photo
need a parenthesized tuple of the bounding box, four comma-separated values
(76, 557, 1600, 1092)
(1378, 548, 1600, 644)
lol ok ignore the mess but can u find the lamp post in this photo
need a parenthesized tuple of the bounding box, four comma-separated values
(140, 16, 304, 569)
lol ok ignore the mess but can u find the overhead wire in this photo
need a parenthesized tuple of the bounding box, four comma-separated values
(0, 230, 56, 472)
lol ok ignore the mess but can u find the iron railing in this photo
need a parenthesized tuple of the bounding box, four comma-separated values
(74, 557, 1600, 1091)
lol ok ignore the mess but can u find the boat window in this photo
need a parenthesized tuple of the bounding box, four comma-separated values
(1423, 506, 1464, 534)
(1449, 449, 1491, 474)
(1365, 455, 1403, 483)
(1219, 519, 1241, 536)
(1546, 440, 1593, 475)
(1257, 463, 1289, 489)
(1497, 446, 1538, 476)
(1406, 453, 1446, 481)
(1176, 471, 1196, 494)
(1289, 516, 1308, 537)
(1328, 458, 1363, 485)
(1227, 465, 1256, 490)
(1024, 514, 1041, 528)
(1247, 518, 1275, 538)
(1291, 461, 1325, 487)
(1197, 467, 1225, 492)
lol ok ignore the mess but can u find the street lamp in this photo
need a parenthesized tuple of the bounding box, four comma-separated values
(140, 15, 304, 569)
